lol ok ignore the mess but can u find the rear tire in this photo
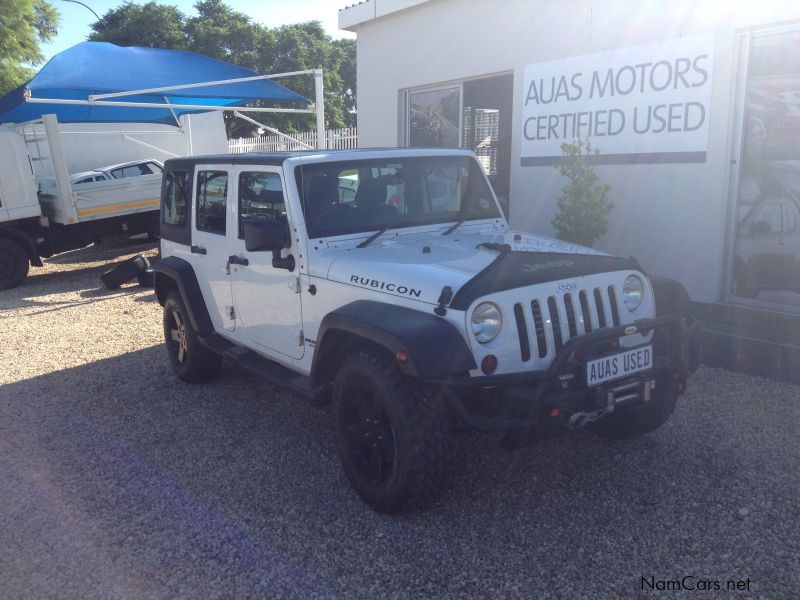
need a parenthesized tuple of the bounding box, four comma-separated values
(163, 291, 222, 383)
(101, 254, 149, 289)
(589, 377, 678, 439)
(333, 349, 450, 513)
(0, 238, 30, 290)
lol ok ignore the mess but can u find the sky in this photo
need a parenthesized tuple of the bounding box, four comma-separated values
(41, 0, 354, 63)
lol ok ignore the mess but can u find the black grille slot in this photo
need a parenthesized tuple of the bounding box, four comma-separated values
(579, 290, 592, 333)
(564, 293, 578, 338)
(608, 286, 620, 326)
(513, 303, 531, 362)
(531, 300, 547, 358)
(547, 296, 563, 352)
(594, 288, 607, 328)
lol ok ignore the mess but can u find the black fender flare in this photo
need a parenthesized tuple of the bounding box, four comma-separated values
(310, 300, 477, 387)
(649, 275, 692, 318)
(0, 227, 43, 267)
(153, 256, 213, 334)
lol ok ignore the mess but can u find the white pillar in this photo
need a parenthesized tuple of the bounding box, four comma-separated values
(43, 113, 78, 224)
(314, 69, 326, 150)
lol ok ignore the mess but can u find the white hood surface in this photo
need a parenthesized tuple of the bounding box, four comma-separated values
(314, 223, 605, 305)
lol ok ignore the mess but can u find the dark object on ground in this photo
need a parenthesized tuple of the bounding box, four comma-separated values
(137, 269, 155, 288)
(101, 254, 150, 290)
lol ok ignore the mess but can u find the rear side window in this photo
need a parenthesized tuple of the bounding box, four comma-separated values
(163, 170, 188, 226)
(238, 172, 286, 238)
(196, 170, 228, 235)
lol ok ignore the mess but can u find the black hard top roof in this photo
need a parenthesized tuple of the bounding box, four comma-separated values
(163, 147, 475, 169)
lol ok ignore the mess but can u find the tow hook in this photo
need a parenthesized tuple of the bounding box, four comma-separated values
(567, 407, 612, 430)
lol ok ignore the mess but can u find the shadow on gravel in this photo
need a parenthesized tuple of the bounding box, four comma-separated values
(2, 352, 797, 597)
(44, 239, 157, 266)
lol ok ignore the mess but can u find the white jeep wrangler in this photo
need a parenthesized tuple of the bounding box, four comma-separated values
(154, 148, 699, 513)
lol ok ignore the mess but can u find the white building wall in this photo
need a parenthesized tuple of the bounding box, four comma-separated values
(348, 0, 800, 303)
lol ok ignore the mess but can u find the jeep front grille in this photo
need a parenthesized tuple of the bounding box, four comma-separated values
(514, 286, 623, 363)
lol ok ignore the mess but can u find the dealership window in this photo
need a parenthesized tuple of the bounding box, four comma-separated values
(402, 73, 513, 202)
(730, 26, 800, 311)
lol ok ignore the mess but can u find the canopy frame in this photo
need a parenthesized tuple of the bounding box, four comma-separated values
(23, 68, 327, 149)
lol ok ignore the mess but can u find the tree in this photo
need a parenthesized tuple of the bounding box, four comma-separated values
(89, 1, 186, 49)
(88, 0, 357, 135)
(0, 0, 59, 96)
(551, 138, 614, 247)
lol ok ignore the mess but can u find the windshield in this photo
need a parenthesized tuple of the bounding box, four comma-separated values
(296, 156, 500, 238)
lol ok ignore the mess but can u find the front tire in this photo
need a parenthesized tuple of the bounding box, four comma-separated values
(333, 350, 450, 513)
(0, 238, 30, 290)
(589, 377, 678, 439)
(163, 291, 222, 383)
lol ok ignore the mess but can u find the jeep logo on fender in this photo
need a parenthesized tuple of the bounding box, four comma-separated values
(556, 282, 577, 294)
(350, 275, 422, 298)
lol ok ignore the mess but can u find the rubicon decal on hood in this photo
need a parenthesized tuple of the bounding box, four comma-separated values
(350, 275, 423, 298)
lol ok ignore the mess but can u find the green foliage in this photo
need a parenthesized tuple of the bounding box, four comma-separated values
(89, 1, 186, 50)
(0, 0, 59, 95)
(89, 0, 357, 134)
(551, 139, 614, 247)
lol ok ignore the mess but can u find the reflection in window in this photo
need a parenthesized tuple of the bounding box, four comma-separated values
(732, 29, 800, 308)
(238, 172, 285, 238)
(163, 170, 188, 226)
(196, 170, 228, 234)
(408, 87, 461, 148)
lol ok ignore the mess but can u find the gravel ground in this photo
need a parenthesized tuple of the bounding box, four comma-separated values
(1, 242, 798, 599)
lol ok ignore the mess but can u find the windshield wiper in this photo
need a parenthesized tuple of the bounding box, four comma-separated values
(357, 227, 388, 248)
(442, 218, 464, 236)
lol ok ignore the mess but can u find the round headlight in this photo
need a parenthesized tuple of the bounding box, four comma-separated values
(471, 302, 502, 343)
(622, 275, 644, 311)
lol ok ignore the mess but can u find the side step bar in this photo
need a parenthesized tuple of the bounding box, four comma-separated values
(198, 333, 322, 400)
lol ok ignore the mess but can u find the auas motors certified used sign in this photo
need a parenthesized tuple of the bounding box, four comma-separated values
(520, 34, 715, 165)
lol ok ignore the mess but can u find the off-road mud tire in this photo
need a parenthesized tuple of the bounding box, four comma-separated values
(333, 349, 450, 513)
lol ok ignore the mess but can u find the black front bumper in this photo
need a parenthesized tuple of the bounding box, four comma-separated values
(427, 314, 700, 431)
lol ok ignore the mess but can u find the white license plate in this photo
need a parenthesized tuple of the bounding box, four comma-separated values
(586, 345, 653, 387)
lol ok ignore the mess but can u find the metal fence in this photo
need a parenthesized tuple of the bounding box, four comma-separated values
(228, 127, 358, 153)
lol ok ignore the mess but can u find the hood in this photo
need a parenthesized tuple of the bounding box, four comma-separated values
(317, 223, 609, 305)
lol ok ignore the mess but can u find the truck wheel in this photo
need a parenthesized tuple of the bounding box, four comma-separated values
(589, 377, 678, 439)
(163, 291, 222, 383)
(332, 349, 450, 513)
(0, 238, 30, 290)
(101, 254, 149, 290)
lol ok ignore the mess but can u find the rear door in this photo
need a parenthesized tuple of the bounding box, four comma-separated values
(228, 165, 304, 359)
(190, 164, 235, 332)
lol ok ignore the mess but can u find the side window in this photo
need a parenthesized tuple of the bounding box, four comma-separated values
(147, 162, 163, 174)
(196, 170, 228, 235)
(163, 170, 188, 226)
(238, 171, 285, 238)
(95, 175, 107, 182)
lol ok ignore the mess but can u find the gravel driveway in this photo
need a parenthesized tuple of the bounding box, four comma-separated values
(1, 243, 798, 598)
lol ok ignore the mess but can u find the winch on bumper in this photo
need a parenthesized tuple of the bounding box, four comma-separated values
(426, 314, 700, 434)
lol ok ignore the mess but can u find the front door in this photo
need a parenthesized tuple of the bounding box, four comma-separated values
(229, 166, 304, 360)
(191, 165, 235, 332)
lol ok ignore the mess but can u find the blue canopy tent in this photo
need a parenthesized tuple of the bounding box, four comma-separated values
(0, 41, 318, 130)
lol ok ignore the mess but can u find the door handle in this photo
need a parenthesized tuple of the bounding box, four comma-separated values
(228, 255, 249, 266)
(191, 245, 207, 255)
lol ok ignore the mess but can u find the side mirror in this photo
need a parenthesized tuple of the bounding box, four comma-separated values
(751, 220, 772, 236)
(243, 218, 289, 252)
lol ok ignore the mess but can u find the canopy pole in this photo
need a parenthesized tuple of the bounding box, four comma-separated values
(163, 97, 182, 129)
(120, 134, 180, 158)
(88, 69, 318, 101)
(314, 69, 326, 150)
(233, 111, 314, 150)
(25, 97, 314, 114)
